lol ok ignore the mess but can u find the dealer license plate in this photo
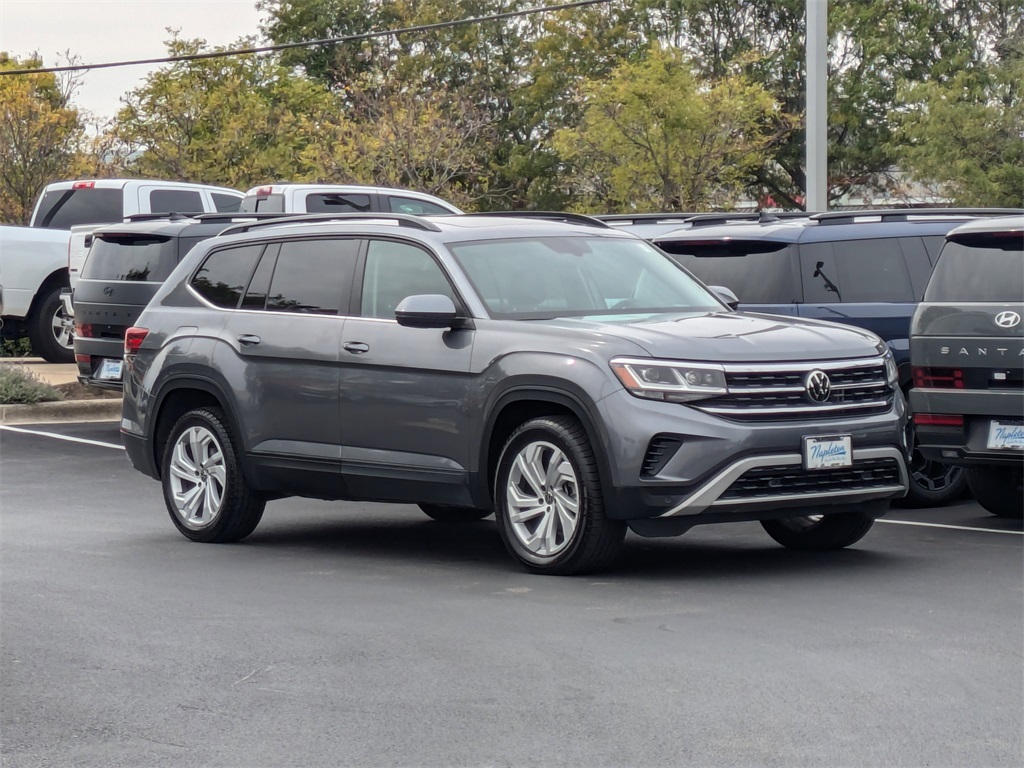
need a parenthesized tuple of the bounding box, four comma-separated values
(986, 421, 1024, 451)
(803, 435, 853, 470)
(97, 358, 123, 381)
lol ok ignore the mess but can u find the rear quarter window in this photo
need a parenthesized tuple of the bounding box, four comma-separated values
(191, 245, 265, 308)
(925, 237, 1024, 302)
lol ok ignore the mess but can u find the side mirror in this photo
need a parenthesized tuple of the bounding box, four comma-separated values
(709, 285, 740, 310)
(395, 294, 462, 329)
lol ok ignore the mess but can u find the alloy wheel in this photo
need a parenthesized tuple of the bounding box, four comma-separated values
(168, 426, 227, 529)
(505, 440, 580, 557)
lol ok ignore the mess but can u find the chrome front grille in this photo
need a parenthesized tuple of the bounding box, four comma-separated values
(695, 357, 894, 422)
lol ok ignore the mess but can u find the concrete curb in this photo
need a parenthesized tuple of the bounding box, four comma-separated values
(0, 398, 122, 425)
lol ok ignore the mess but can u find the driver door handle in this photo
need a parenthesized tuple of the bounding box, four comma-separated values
(237, 334, 262, 346)
(343, 341, 370, 354)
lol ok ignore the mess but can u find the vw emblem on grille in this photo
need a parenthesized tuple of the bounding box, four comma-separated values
(805, 370, 831, 403)
(995, 311, 1021, 328)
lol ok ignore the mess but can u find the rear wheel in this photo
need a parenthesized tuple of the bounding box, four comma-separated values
(896, 433, 967, 508)
(761, 511, 876, 550)
(418, 504, 491, 522)
(161, 407, 265, 542)
(966, 466, 1024, 518)
(494, 415, 625, 575)
(28, 284, 74, 363)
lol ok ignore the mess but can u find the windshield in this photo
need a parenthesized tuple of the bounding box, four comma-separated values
(33, 188, 123, 229)
(925, 236, 1023, 302)
(82, 234, 179, 282)
(448, 236, 722, 319)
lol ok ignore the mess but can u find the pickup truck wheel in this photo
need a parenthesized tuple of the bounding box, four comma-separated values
(161, 407, 266, 542)
(761, 511, 875, 550)
(28, 285, 74, 363)
(966, 467, 1024, 518)
(495, 416, 625, 575)
(418, 504, 492, 522)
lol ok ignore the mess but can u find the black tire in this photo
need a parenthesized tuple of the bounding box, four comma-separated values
(897, 449, 968, 508)
(494, 415, 625, 575)
(161, 407, 265, 542)
(761, 511, 876, 550)
(966, 466, 1024, 518)
(27, 284, 74, 363)
(418, 504, 492, 522)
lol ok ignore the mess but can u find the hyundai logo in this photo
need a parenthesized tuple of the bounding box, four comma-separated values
(805, 370, 831, 403)
(103, 286, 114, 297)
(995, 311, 1021, 328)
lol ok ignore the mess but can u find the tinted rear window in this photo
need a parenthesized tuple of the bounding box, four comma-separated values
(34, 188, 124, 229)
(305, 193, 371, 213)
(659, 241, 800, 304)
(212, 193, 241, 213)
(925, 236, 1024, 302)
(82, 234, 178, 282)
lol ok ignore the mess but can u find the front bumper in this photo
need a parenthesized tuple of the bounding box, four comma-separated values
(595, 388, 909, 522)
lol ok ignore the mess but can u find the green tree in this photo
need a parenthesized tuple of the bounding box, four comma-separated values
(108, 35, 341, 189)
(0, 53, 88, 223)
(554, 47, 782, 212)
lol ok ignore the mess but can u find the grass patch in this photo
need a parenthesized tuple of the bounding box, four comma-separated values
(0, 363, 64, 405)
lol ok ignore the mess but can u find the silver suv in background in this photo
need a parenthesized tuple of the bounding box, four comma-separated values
(121, 212, 909, 574)
(910, 216, 1024, 518)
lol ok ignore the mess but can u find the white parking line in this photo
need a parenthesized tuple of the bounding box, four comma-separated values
(0, 424, 125, 451)
(878, 519, 1023, 536)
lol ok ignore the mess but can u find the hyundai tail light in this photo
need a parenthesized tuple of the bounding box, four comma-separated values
(912, 366, 964, 389)
(913, 413, 965, 427)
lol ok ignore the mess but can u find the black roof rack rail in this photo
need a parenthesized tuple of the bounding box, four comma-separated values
(810, 207, 1024, 225)
(463, 211, 612, 229)
(593, 213, 703, 224)
(217, 212, 443, 236)
(191, 212, 294, 222)
(122, 211, 199, 223)
(685, 211, 809, 228)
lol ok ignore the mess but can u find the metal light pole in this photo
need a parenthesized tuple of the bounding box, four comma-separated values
(806, 0, 828, 212)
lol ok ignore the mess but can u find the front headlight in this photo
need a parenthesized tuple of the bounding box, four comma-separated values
(610, 357, 727, 403)
(883, 350, 899, 387)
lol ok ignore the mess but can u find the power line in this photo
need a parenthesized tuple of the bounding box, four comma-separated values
(0, 0, 615, 76)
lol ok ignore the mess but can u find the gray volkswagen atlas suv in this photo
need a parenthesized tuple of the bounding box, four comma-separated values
(121, 212, 909, 574)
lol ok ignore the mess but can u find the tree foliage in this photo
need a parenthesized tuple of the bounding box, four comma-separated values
(554, 47, 783, 212)
(0, 53, 87, 223)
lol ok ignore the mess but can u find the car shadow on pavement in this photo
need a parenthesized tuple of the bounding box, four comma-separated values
(241, 514, 900, 580)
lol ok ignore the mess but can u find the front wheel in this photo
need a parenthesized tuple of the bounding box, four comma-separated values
(966, 466, 1024, 518)
(494, 415, 625, 575)
(418, 504, 492, 522)
(161, 407, 265, 542)
(28, 284, 74, 363)
(761, 511, 876, 550)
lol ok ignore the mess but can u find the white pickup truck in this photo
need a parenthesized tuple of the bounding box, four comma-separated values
(0, 179, 243, 362)
(238, 183, 462, 216)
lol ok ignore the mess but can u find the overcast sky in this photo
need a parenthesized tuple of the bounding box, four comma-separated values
(1, 0, 265, 121)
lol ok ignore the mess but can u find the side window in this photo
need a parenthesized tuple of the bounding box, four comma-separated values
(799, 242, 841, 303)
(253, 195, 284, 213)
(360, 240, 456, 319)
(387, 196, 451, 215)
(191, 245, 265, 308)
(211, 193, 241, 213)
(897, 237, 933, 300)
(832, 238, 915, 302)
(150, 189, 203, 213)
(240, 246, 278, 310)
(305, 193, 372, 213)
(265, 238, 359, 315)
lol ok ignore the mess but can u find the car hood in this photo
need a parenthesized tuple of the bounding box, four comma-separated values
(540, 311, 884, 363)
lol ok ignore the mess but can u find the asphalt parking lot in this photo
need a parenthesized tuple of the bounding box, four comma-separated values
(2, 421, 1021, 768)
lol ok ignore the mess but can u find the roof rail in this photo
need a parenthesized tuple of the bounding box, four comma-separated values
(810, 208, 1024, 225)
(191, 212, 294, 222)
(685, 211, 809, 228)
(593, 213, 704, 224)
(217, 212, 443, 236)
(122, 211, 199, 223)
(462, 211, 612, 229)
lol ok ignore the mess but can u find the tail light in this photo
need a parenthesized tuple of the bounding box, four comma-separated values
(72, 181, 95, 189)
(913, 413, 965, 427)
(74, 322, 93, 338)
(124, 327, 149, 354)
(256, 186, 273, 196)
(912, 366, 964, 389)
(75, 354, 90, 366)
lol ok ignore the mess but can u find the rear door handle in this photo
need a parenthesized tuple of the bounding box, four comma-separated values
(343, 341, 370, 354)
(237, 334, 262, 346)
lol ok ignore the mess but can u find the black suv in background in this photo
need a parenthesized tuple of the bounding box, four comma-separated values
(641, 208, 1023, 508)
(910, 216, 1024, 518)
(120, 212, 909, 575)
(73, 214, 283, 389)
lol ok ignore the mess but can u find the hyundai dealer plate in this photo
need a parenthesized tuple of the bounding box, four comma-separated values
(97, 358, 123, 381)
(986, 420, 1024, 451)
(803, 435, 853, 470)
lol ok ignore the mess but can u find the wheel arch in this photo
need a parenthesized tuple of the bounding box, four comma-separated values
(28, 269, 71, 319)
